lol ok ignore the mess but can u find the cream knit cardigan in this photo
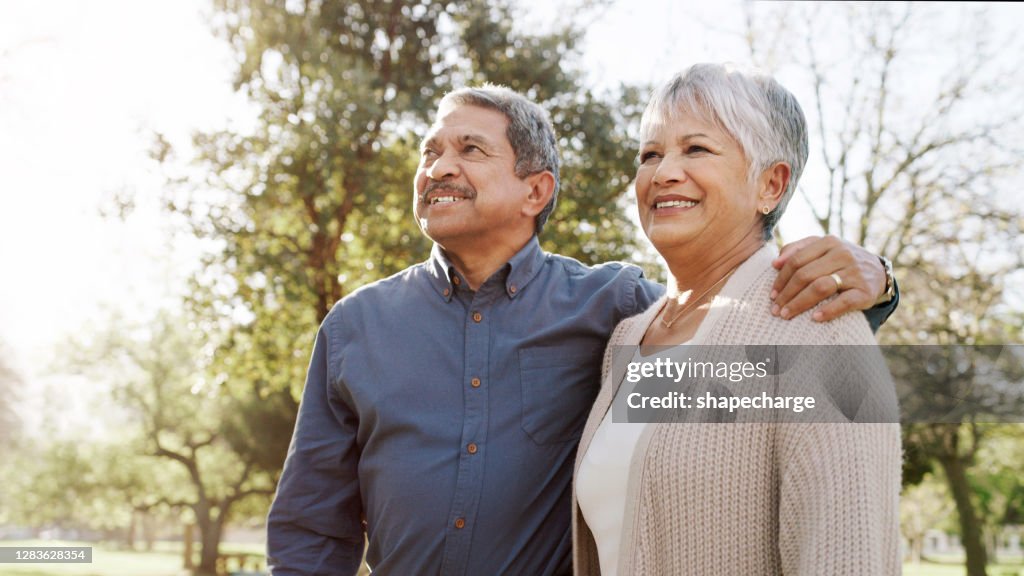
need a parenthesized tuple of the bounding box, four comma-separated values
(572, 246, 902, 575)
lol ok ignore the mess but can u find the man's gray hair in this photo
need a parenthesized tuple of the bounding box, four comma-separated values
(640, 63, 808, 240)
(438, 85, 561, 234)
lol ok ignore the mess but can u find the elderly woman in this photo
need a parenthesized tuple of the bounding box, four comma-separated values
(572, 64, 901, 575)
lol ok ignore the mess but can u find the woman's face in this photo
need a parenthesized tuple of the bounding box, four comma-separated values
(635, 110, 763, 257)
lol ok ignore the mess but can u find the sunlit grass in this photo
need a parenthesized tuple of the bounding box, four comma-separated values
(0, 540, 264, 576)
(2, 541, 1022, 576)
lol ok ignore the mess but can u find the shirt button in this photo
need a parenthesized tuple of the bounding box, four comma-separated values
(452, 276, 461, 286)
(454, 518, 466, 529)
(467, 443, 478, 454)
(472, 312, 482, 323)
(443, 288, 450, 297)
(509, 284, 517, 294)
(470, 377, 481, 388)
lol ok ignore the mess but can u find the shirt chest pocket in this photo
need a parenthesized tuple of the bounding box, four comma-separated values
(519, 345, 603, 445)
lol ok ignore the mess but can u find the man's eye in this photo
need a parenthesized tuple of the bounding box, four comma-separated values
(421, 148, 439, 158)
(463, 145, 483, 154)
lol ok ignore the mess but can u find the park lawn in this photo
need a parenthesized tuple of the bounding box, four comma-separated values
(904, 560, 1024, 576)
(1, 543, 1020, 576)
(0, 541, 265, 576)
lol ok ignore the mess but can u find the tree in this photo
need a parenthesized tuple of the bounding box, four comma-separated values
(890, 346, 1024, 572)
(742, 4, 1024, 574)
(68, 312, 277, 575)
(972, 425, 1024, 562)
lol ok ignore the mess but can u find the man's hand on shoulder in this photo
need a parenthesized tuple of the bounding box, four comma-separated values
(770, 235, 889, 322)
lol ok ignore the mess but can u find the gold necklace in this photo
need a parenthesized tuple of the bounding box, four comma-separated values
(660, 269, 737, 329)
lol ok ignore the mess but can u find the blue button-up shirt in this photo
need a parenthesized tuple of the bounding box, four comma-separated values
(267, 237, 661, 575)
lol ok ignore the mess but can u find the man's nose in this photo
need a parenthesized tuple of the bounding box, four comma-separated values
(426, 150, 460, 180)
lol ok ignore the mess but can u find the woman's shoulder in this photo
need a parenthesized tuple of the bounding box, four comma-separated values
(722, 254, 876, 346)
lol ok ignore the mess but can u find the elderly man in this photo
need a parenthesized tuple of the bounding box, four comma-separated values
(266, 85, 898, 575)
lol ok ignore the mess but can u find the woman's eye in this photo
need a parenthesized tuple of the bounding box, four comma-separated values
(639, 151, 661, 163)
(687, 145, 709, 154)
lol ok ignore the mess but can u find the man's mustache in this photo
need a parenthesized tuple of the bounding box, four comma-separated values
(420, 181, 477, 203)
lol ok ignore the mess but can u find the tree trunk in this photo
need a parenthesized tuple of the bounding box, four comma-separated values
(143, 512, 155, 551)
(940, 449, 988, 576)
(195, 504, 226, 576)
(126, 510, 136, 550)
(910, 536, 922, 564)
(184, 523, 195, 570)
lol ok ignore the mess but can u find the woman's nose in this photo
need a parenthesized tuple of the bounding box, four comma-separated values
(652, 155, 686, 187)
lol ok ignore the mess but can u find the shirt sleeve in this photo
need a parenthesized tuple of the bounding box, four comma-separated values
(267, 320, 365, 576)
(862, 277, 899, 334)
(632, 273, 665, 315)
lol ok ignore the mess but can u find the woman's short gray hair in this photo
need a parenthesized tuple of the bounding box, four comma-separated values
(438, 85, 561, 235)
(640, 63, 808, 240)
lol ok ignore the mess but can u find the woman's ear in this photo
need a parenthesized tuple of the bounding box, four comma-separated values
(759, 162, 791, 210)
(521, 171, 556, 219)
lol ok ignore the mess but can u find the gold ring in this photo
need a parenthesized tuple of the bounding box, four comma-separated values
(830, 273, 843, 291)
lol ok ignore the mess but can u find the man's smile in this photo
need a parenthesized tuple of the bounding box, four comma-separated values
(429, 195, 468, 205)
(421, 181, 476, 206)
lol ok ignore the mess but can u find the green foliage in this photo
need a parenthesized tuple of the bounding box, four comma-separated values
(973, 425, 1024, 530)
(0, 440, 172, 534)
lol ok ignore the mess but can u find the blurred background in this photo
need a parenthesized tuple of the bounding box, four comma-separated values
(1, 1, 1022, 575)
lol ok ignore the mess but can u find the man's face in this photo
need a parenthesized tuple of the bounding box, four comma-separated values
(413, 104, 535, 251)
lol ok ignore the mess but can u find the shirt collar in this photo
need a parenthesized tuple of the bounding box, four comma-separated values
(504, 235, 545, 299)
(426, 236, 546, 302)
(427, 244, 458, 302)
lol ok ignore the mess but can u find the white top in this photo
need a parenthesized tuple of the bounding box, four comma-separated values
(576, 345, 687, 576)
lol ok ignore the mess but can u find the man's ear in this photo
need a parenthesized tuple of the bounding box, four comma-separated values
(759, 162, 791, 210)
(522, 171, 556, 219)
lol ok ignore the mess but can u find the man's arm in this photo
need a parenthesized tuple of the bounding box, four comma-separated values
(632, 236, 898, 331)
(267, 323, 365, 575)
(769, 235, 899, 330)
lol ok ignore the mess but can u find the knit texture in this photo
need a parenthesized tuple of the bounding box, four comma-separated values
(572, 246, 902, 575)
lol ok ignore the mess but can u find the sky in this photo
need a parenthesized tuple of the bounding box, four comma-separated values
(0, 0, 248, 435)
(0, 1, 239, 355)
(1, 1, 1022, 435)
